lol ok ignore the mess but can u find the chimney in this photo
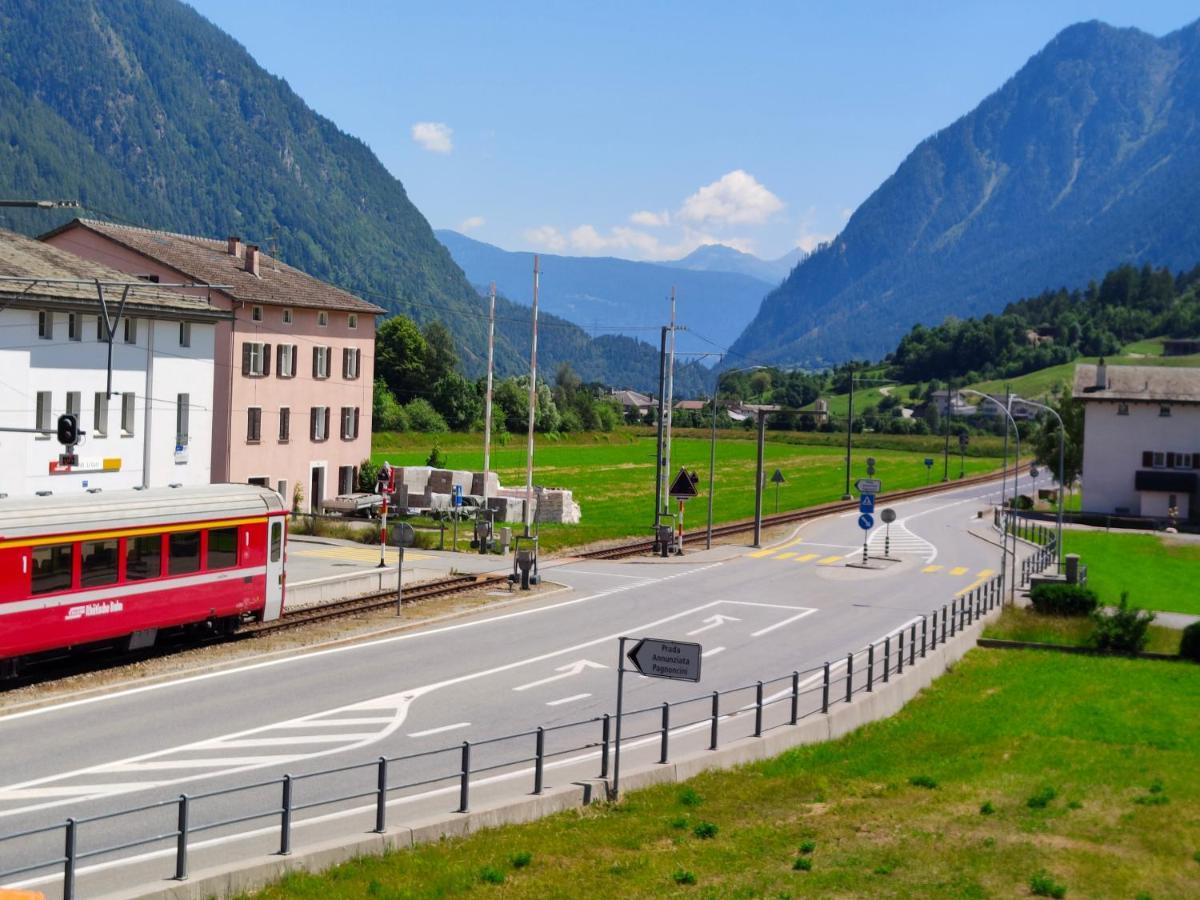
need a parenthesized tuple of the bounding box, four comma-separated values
(244, 244, 260, 277)
(227, 235, 242, 257)
(1095, 357, 1107, 389)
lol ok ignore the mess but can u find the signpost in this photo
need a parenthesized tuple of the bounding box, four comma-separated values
(770, 468, 785, 513)
(613, 635, 702, 796)
(452, 484, 463, 550)
(668, 468, 698, 554)
(854, 478, 882, 494)
(879, 507, 897, 559)
(391, 522, 415, 616)
(858, 493, 875, 514)
(923, 457, 934, 484)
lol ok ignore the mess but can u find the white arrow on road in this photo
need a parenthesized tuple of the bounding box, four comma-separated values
(686, 614, 742, 636)
(512, 659, 607, 692)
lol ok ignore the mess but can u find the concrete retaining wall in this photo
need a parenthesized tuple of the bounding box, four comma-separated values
(129, 604, 1001, 899)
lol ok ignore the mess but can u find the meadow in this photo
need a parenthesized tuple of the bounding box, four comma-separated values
(1059, 530, 1200, 616)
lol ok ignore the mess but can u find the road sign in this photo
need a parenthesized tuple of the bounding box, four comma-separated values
(770, 468, 786, 484)
(866, 456, 876, 476)
(958, 433, 969, 449)
(391, 522, 416, 547)
(859, 493, 875, 514)
(854, 477, 882, 494)
(453, 484, 463, 507)
(923, 457, 934, 468)
(880, 507, 896, 524)
(858, 512, 874, 530)
(669, 467, 698, 499)
(626, 637, 702, 682)
(1029, 465, 1040, 478)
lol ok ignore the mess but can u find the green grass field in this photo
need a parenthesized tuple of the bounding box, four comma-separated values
(370, 430, 1001, 552)
(983, 606, 1182, 655)
(968, 345, 1200, 400)
(1060, 530, 1200, 617)
(247, 649, 1200, 899)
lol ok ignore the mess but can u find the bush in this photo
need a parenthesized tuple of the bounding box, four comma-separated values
(672, 869, 697, 885)
(1027, 786, 1057, 809)
(692, 821, 718, 839)
(479, 866, 505, 885)
(510, 851, 532, 869)
(980, 800, 995, 815)
(1180, 622, 1200, 662)
(792, 857, 813, 871)
(1091, 592, 1155, 653)
(1029, 582, 1099, 616)
(678, 787, 703, 807)
(798, 839, 816, 854)
(404, 397, 448, 432)
(1029, 871, 1067, 898)
(425, 443, 446, 468)
(909, 774, 938, 789)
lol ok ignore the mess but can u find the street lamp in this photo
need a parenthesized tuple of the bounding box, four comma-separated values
(1012, 396, 1065, 574)
(841, 367, 898, 500)
(961, 388, 1020, 604)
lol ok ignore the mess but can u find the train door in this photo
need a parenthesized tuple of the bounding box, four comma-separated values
(263, 517, 285, 621)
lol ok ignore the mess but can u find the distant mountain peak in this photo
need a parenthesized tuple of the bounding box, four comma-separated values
(665, 242, 801, 284)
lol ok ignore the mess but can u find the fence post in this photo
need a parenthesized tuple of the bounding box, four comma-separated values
(930, 610, 938, 649)
(790, 671, 799, 724)
(942, 604, 949, 642)
(966, 590, 974, 625)
(883, 637, 891, 683)
(821, 662, 830, 713)
(709, 691, 719, 750)
(867, 643, 875, 691)
(458, 742, 471, 813)
(753, 682, 764, 737)
(950, 599, 957, 637)
(659, 704, 671, 761)
(63, 818, 77, 900)
(897, 631, 905, 675)
(600, 714, 611, 778)
(534, 727, 546, 793)
(280, 775, 293, 855)
(921, 616, 928, 657)
(845, 652, 854, 703)
(175, 794, 190, 880)
(909, 624, 916, 665)
(374, 758, 388, 834)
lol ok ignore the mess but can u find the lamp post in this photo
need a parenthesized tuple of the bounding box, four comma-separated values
(1012, 396, 1065, 574)
(962, 389, 1020, 604)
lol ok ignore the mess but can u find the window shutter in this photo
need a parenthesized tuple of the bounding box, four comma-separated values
(354, 407, 360, 439)
(310, 407, 318, 441)
(342, 348, 350, 379)
(1166, 451, 1176, 468)
(327, 347, 333, 376)
(262, 343, 271, 377)
(292, 346, 298, 378)
(325, 407, 331, 441)
(355, 348, 362, 379)
(1141, 451, 1153, 467)
(276, 344, 284, 376)
(312, 347, 320, 378)
(1193, 453, 1200, 470)
(242, 342, 252, 375)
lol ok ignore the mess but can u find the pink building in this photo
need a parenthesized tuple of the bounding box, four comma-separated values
(43, 220, 385, 511)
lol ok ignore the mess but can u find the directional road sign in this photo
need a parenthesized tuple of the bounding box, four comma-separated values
(880, 507, 896, 524)
(669, 467, 699, 499)
(859, 493, 875, 514)
(858, 512, 875, 531)
(855, 478, 882, 494)
(626, 637, 703, 682)
(770, 468, 786, 484)
(923, 457, 934, 468)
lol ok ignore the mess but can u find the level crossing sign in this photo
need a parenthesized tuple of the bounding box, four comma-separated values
(669, 467, 699, 498)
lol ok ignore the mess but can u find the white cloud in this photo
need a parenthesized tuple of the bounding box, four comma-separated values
(523, 225, 567, 252)
(629, 209, 671, 227)
(411, 121, 453, 154)
(459, 215, 486, 233)
(521, 223, 753, 261)
(678, 170, 784, 226)
(840, 208, 854, 221)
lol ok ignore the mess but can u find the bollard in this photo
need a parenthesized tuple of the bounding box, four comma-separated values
(280, 775, 293, 855)
(897, 631, 905, 675)
(867, 643, 875, 691)
(175, 793, 190, 880)
(600, 714, 611, 778)
(883, 637, 891, 682)
(821, 662, 830, 713)
(659, 704, 671, 762)
(535, 727, 546, 793)
(709, 691, 720, 750)
(64, 818, 77, 900)
(845, 652, 854, 703)
(374, 758, 388, 834)
(458, 742, 471, 813)
(921, 616, 928, 657)
(790, 671, 800, 724)
(754, 682, 764, 737)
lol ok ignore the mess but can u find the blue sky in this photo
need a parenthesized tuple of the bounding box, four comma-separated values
(190, 1, 1196, 262)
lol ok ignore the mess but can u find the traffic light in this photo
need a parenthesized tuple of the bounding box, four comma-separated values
(56, 413, 78, 446)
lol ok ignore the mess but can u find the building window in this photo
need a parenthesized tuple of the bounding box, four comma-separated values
(310, 406, 329, 442)
(248, 476, 270, 487)
(176, 394, 190, 446)
(340, 406, 361, 440)
(121, 392, 136, 436)
(282, 308, 293, 325)
(276, 480, 287, 501)
(35, 391, 52, 435)
(276, 344, 296, 378)
(342, 347, 361, 380)
(123, 317, 137, 344)
(31, 544, 73, 595)
(1117, 403, 1129, 416)
(279, 406, 291, 442)
(251, 305, 264, 322)
(242, 341, 271, 376)
(207, 527, 238, 570)
(80, 540, 119, 588)
(68, 313, 82, 342)
(1152, 451, 1166, 468)
(179, 322, 191, 347)
(1159, 405, 1172, 417)
(168, 531, 201, 576)
(66, 391, 81, 422)
(338, 465, 356, 495)
(348, 313, 358, 329)
(94, 392, 109, 438)
(313, 346, 330, 379)
(97, 316, 108, 341)
(247, 407, 262, 443)
(125, 535, 162, 581)
(38, 310, 53, 339)
(1176, 452, 1193, 470)
(317, 311, 328, 327)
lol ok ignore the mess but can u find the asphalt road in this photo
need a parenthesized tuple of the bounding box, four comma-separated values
(0, 473, 1049, 897)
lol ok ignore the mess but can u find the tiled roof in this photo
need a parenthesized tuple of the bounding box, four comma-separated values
(0, 227, 219, 315)
(43, 219, 385, 315)
(1073, 363, 1200, 403)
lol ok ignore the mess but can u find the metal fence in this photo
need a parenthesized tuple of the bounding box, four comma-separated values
(0, 541, 1057, 899)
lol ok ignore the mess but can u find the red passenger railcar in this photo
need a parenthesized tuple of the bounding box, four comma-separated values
(0, 484, 287, 677)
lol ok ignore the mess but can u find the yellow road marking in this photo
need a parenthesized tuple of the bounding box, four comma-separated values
(922, 564, 943, 573)
(976, 568, 996, 578)
(794, 553, 819, 562)
(748, 536, 805, 559)
(949, 566, 969, 576)
(774, 552, 797, 561)
(818, 555, 843, 565)
(956, 569, 997, 598)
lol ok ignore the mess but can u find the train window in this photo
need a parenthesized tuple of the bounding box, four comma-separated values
(207, 527, 238, 570)
(81, 540, 119, 587)
(168, 531, 201, 576)
(270, 521, 282, 563)
(31, 544, 74, 595)
(126, 535, 162, 581)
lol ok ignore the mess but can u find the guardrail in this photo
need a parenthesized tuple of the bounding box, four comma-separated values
(0, 542, 1058, 899)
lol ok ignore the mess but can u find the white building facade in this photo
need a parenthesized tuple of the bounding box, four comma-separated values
(1074, 362, 1200, 521)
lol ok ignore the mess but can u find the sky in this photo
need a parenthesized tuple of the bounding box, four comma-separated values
(189, 1, 1197, 263)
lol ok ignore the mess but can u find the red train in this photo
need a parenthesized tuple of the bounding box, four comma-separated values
(0, 484, 287, 678)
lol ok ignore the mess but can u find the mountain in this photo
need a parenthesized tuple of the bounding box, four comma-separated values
(437, 230, 771, 357)
(665, 243, 801, 285)
(730, 18, 1200, 369)
(0, 0, 701, 394)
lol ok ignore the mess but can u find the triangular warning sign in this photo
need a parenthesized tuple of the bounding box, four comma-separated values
(669, 466, 698, 498)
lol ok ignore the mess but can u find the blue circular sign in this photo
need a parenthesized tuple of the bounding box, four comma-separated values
(858, 513, 875, 530)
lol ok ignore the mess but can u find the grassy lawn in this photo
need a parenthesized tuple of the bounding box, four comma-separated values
(248, 649, 1200, 899)
(370, 430, 1001, 552)
(968, 349, 1200, 400)
(983, 606, 1183, 655)
(1060, 530, 1200, 617)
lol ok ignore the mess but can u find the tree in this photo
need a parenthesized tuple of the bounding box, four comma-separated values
(376, 316, 428, 404)
(1030, 392, 1083, 492)
(372, 378, 409, 432)
(432, 373, 482, 431)
(423, 320, 459, 383)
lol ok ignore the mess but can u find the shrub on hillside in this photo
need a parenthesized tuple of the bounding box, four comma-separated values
(1091, 593, 1155, 653)
(1178, 622, 1200, 663)
(1029, 583, 1099, 617)
(404, 398, 448, 432)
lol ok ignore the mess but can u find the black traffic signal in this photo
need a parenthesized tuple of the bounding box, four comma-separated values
(56, 413, 79, 446)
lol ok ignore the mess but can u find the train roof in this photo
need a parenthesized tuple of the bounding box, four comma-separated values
(0, 484, 286, 541)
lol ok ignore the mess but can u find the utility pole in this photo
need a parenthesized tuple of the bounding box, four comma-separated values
(523, 256, 540, 538)
(661, 287, 677, 520)
(842, 364, 855, 500)
(481, 282, 496, 551)
(653, 325, 668, 541)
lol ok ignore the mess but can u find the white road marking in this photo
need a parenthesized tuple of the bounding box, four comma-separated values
(564, 570, 654, 580)
(546, 693, 591, 706)
(513, 660, 607, 692)
(701, 646, 726, 658)
(407, 722, 470, 739)
(750, 607, 818, 638)
(686, 614, 741, 636)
